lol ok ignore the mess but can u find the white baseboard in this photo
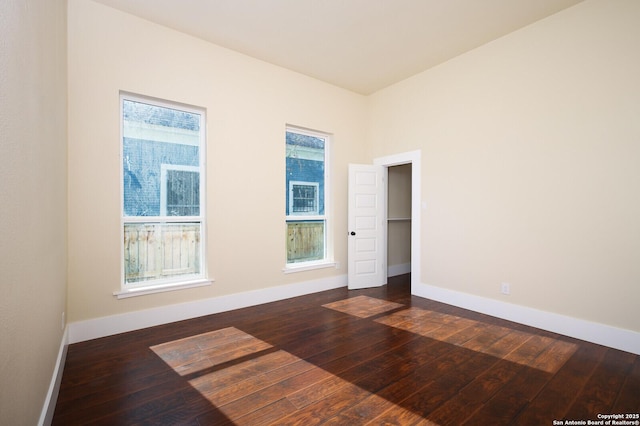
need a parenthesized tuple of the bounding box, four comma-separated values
(68, 274, 347, 344)
(413, 282, 640, 356)
(66, 273, 638, 354)
(388, 262, 411, 277)
(38, 327, 68, 426)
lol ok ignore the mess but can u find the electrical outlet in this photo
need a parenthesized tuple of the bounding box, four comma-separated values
(61, 312, 66, 331)
(501, 283, 510, 295)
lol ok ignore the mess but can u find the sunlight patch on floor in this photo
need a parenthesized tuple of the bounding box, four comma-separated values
(150, 327, 434, 424)
(150, 327, 274, 376)
(375, 307, 577, 373)
(322, 295, 404, 318)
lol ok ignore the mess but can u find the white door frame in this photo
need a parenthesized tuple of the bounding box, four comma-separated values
(374, 150, 421, 295)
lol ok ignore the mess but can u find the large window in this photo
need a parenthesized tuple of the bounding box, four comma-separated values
(285, 127, 330, 266)
(121, 94, 206, 289)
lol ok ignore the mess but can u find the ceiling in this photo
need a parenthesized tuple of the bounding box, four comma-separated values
(93, 0, 583, 95)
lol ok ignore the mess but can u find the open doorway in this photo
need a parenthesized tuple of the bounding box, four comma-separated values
(387, 163, 412, 278)
(374, 150, 421, 294)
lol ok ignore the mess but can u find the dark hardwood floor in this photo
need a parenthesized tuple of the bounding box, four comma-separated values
(53, 275, 639, 425)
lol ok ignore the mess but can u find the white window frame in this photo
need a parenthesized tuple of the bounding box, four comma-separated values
(116, 92, 210, 297)
(284, 126, 334, 272)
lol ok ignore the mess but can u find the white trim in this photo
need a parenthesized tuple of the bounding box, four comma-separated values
(283, 260, 337, 273)
(123, 215, 202, 222)
(285, 215, 325, 221)
(113, 278, 213, 299)
(69, 274, 347, 344)
(38, 327, 68, 426)
(374, 149, 421, 290)
(388, 262, 411, 277)
(413, 281, 640, 356)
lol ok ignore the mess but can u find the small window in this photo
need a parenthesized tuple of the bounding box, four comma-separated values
(285, 127, 330, 265)
(161, 165, 200, 216)
(121, 94, 206, 289)
(289, 181, 319, 215)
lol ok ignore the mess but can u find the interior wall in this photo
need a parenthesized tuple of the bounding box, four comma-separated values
(369, 0, 640, 333)
(67, 0, 368, 322)
(387, 164, 412, 274)
(0, 0, 68, 423)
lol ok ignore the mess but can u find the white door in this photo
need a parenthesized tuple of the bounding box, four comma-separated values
(348, 164, 386, 289)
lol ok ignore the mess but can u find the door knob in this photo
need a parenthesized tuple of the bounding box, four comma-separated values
(350, 231, 356, 236)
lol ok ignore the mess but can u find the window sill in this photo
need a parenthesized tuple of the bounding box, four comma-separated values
(283, 261, 337, 274)
(113, 279, 213, 299)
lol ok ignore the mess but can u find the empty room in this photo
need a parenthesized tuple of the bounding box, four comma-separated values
(1, 0, 639, 424)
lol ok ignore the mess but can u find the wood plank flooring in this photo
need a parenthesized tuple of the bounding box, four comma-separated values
(53, 275, 640, 425)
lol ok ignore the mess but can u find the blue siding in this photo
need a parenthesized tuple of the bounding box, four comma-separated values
(286, 157, 324, 215)
(123, 138, 199, 216)
(286, 130, 325, 216)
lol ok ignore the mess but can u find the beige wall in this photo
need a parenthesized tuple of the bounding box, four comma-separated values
(0, 0, 68, 423)
(370, 0, 640, 332)
(67, 0, 368, 322)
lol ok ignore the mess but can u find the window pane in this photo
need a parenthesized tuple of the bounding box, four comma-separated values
(286, 220, 325, 263)
(124, 222, 201, 284)
(123, 99, 201, 217)
(121, 95, 205, 289)
(166, 169, 199, 216)
(286, 131, 324, 216)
